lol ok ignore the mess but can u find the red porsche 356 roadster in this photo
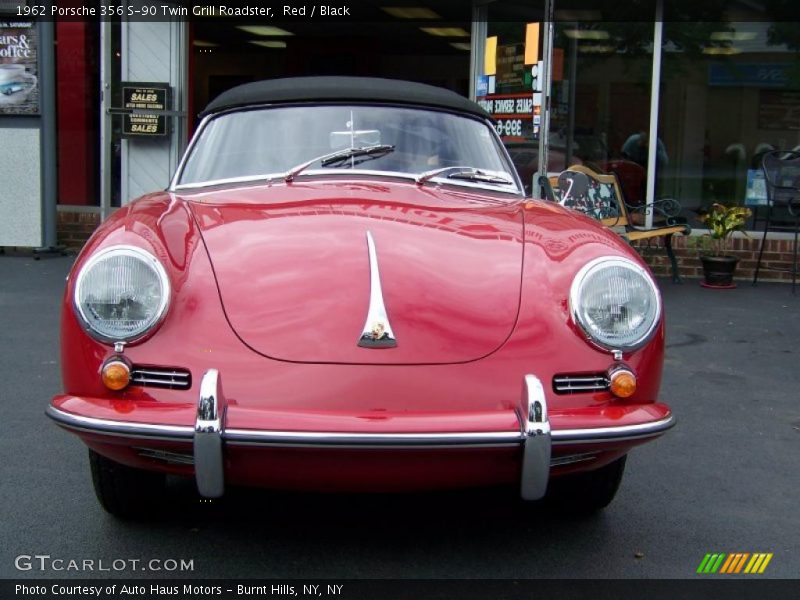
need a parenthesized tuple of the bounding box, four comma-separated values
(47, 77, 673, 518)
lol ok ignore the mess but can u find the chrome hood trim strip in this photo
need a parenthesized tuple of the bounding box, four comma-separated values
(357, 230, 397, 348)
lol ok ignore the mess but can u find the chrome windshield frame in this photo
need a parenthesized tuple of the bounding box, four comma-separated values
(169, 102, 524, 197)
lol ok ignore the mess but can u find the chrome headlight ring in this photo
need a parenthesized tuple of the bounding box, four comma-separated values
(73, 245, 171, 345)
(569, 256, 662, 353)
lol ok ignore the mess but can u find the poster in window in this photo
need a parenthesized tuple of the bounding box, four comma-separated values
(0, 21, 38, 115)
(495, 44, 525, 90)
(745, 169, 767, 206)
(758, 90, 800, 131)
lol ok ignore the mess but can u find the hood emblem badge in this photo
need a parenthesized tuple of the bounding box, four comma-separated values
(358, 231, 397, 349)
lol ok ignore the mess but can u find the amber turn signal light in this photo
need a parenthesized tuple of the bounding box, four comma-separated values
(101, 359, 131, 391)
(608, 368, 637, 398)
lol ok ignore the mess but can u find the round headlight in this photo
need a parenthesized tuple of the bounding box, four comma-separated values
(74, 245, 170, 344)
(569, 257, 661, 351)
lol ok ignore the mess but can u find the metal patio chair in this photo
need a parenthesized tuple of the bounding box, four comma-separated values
(550, 166, 689, 283)
(753, 150, 800, 293)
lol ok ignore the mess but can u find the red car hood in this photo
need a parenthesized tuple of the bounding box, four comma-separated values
(184, 180, 524, 365)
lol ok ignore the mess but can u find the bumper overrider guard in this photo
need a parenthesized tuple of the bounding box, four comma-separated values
(46, 370, 675, 500)
(194, 369, 225, 498)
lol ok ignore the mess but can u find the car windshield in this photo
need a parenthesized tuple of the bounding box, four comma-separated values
(176, 104, 519, 193)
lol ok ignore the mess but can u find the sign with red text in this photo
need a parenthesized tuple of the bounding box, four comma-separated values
(477, 93, 536, 142)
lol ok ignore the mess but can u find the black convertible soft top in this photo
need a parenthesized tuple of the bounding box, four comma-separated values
(202, 76, 491, 120)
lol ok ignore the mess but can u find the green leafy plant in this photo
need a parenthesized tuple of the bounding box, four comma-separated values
(694, 203, 752, 257)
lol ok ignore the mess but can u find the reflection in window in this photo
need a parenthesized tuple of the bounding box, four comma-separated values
(178, 105, 513, 186)
(659, 19, 800, 227)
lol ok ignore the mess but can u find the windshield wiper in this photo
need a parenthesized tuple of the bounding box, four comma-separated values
(415, 166, 514, 186)
(321, 144, 395, 167)
(284, 145, 395, 182)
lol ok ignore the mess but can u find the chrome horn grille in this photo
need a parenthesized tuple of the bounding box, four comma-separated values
(552, 373, 609, 395)
(130, 367, 191, 390)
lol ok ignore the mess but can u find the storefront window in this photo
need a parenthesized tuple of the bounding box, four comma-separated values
(659, 18, 800, 227)
(191, 13, 473, 129)
(548, 21, 654, 208)
(480, 2, 546, 194)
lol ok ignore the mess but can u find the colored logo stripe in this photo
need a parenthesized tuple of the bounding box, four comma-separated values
(697, 553, 726, 573)
(744, 553, 773, 574)
(719, 553, 749, 573)
(697, 553, 773, 574)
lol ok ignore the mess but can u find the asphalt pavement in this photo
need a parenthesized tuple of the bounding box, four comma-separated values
(1, 254, 798, 580)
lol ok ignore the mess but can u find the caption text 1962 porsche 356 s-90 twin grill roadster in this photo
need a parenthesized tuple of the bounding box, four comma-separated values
(47, 77, 674, 518)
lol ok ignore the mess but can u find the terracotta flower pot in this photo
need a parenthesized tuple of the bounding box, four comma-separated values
(700, 255, 739, 288)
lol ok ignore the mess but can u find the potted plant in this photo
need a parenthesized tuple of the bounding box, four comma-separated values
(694, 203, 752, 288)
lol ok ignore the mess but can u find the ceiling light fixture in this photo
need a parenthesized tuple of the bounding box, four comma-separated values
(710, 31, 757, 41)
(249, 41, 288, 49)
(564, 29, 609, 40)
(579, 45, 615, 53)
(381, 7, 441, 19)
(236, 25, 294, 37)
(702, 46, 741, 55)
(420, 27, 470, 38)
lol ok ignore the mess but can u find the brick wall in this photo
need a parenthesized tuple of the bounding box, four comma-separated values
(57, 211, 100, 249)
(632, 235, 797, 282)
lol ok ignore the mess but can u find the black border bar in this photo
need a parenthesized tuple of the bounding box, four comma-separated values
(2, 1, 799, 23)
(5, 579, 800, 600)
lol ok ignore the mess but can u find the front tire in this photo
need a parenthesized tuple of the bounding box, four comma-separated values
(89, 449, 166, 519)
(547, 455, 627, 513)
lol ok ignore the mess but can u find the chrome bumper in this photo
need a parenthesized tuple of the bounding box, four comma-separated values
(47, 371, 675, 501)
(520, 374, 550, 500)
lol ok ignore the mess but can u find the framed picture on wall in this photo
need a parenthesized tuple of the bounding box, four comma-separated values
(0, 20, 39, 115)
